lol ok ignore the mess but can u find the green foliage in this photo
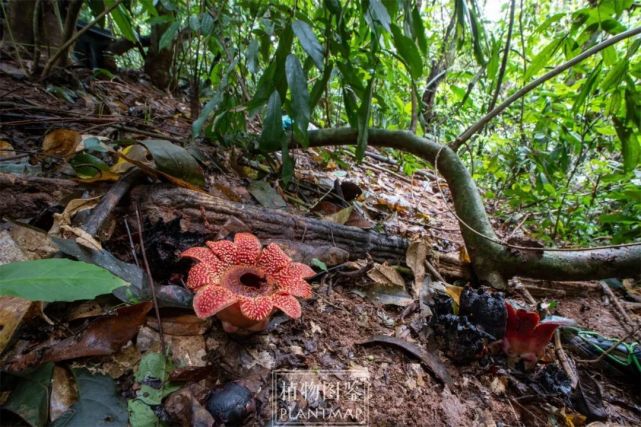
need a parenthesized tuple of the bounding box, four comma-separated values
(128, 352, 179, 426)
(3, 363, 54, 427)
(138, 139, 206, 187)
(0, 259, 128, 302)
(93, 0, 641, 245)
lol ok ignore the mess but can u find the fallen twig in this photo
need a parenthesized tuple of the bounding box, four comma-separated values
(82, 168, 147, 236)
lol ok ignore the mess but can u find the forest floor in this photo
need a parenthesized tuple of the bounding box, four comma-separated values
(1, 62, 640, 426)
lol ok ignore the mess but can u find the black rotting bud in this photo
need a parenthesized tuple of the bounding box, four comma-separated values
(431, 293, 455, 317)
(532, 363, 572, 396)
(432, 314, 493, 363)
(459, 287, 507, 339)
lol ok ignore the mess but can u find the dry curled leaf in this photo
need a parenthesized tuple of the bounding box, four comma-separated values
(323, 206, 353, 225)
(4, 302, 152, 373)
(50, 366, 78, 422)
(406, 240, 428, 297)
(458, 245, 471, 264)
(49, 197, 100, 236)
(42, 129, 81, 158)
(0, 297, 35, 354)
(110, 144, 152, 174)
(0, 140, 16, 158)
(367, 263, 405, 288)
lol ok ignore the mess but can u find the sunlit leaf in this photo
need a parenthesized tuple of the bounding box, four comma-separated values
(525, 37, 564, 80)
(367, 0, 391, 33)
(390, 24, 423, 79)
(104, 0, 137, 42)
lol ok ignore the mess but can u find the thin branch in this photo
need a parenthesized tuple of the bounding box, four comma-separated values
(450, 25, 641, 151)
(40, 0, 126, 79)
(134, 204, 167, 357)
(487, 0, 516, 113)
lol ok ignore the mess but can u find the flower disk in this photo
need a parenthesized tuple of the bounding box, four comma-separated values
(180, 233, 313, 329)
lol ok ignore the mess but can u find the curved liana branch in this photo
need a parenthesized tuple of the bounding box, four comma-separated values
(287, 128, 641, 288)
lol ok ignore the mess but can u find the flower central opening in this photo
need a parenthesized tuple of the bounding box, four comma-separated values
(221, 265, 273, 298)
(240, 272, 267, 288)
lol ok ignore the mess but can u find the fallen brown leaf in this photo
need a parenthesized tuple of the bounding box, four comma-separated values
(42, 129, 81, 159)
(4, 302, 152, 373)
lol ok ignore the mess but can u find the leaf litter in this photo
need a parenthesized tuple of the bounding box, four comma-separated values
(0, 67, 640, 426)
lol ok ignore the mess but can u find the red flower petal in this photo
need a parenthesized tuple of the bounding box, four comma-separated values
(206, 240, 237, 265)
(193, 286, 238, 318)
(505, 302, 539, 338)
(503, 302, 565, 368)
(279, 279, 312, 298)
(287, 262, 315, 279)
(186, 262, 218, 290)
(257, 243, 291, 274)
(272, 294, 302, 319)
(270, 262, 314, 297)
(180, 247, 220, 265)
(234, 233, 262, 264)
(529, 323, 562, 356)
(239, 296, 274, 320)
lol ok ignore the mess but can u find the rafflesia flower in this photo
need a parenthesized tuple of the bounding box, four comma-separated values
(503, 302, 573, 369)
(180, 233, 313, 333)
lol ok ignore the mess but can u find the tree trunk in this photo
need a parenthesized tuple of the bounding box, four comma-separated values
(143, 5, 175, 89)
(131, 185, 409, 263)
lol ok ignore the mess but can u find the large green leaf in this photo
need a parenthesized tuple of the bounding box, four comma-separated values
(601, 60, 628, 92)
(159, 21, 180, 51)
(367, 0, 391, 33)
(411, 6, 428, 55)
(285, 54, 311, 147)
(292, 20, 324, 70)
(249, 61, 277, 111)
(0, 259, 128, 302)
(343, 86, 359, 129)
(127, 400, 158, 427)
(572, 63, 602, 113)
(310, 63, 333, 110)
(51, 369, 128, 427)
(259, 91, 285, 151)
(273, 25, 294, 99)
(613, 118, 641, 173)
(133, 352, 179, 405)
(69, 152, 113, 180)
(390, 24, 423, 79)
(138, 139, 206, 187)
(4, 363, 54, 427)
